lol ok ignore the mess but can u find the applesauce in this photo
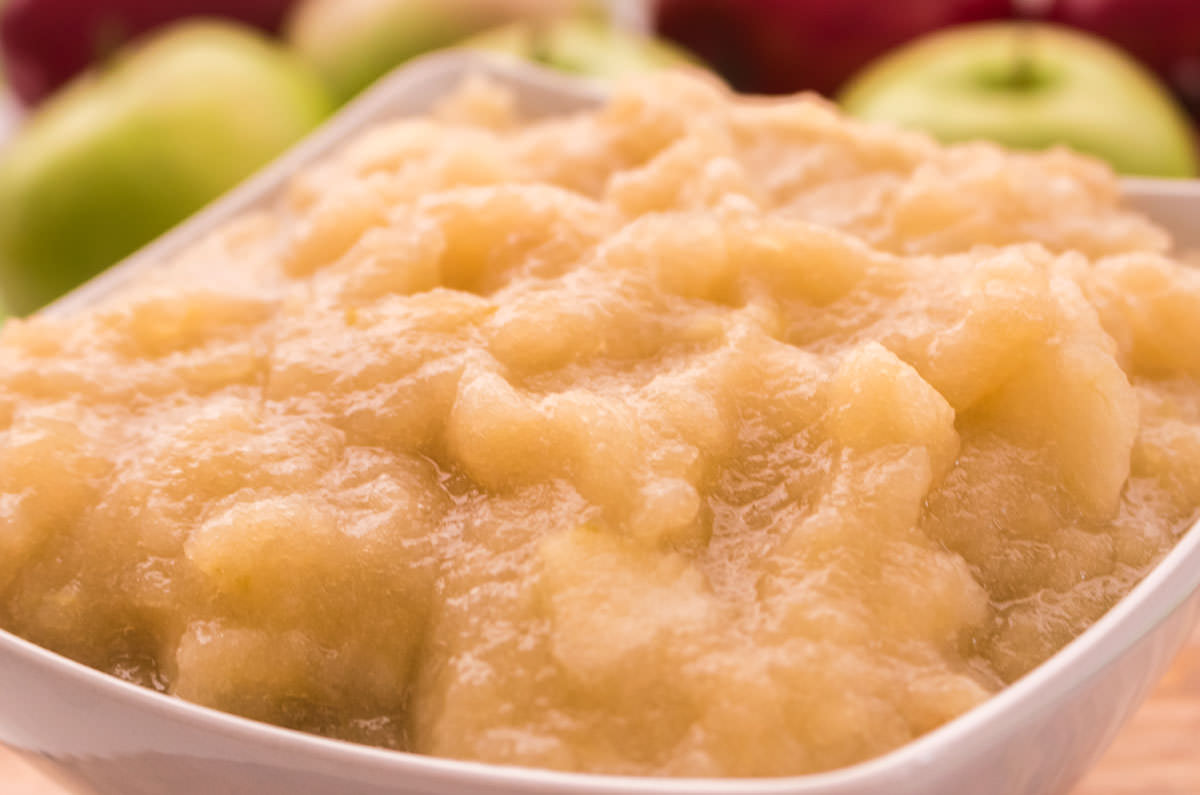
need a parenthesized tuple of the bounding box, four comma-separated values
(0, 71, 1198, 778)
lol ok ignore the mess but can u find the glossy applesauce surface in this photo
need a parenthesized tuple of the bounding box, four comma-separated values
(0, 72, 1198, 777)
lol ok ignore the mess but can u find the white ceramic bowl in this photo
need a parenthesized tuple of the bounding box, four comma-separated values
(0, 95, 17, 144)
(1, 52, 1198, 795)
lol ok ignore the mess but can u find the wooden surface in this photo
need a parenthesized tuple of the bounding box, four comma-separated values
(1074, 620, 1200, 795)
(1, 623, 1198, 793)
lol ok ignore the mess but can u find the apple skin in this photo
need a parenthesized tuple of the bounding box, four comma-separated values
(465, 16, 696, 78)
(654, 0, 1013, 96)
(839, 22, 1198, 179)
(0, 0, 298, 105)
(0, 21, 332, 315)
(286, 0, 584, 104)
(1046, 0, 1200, 117)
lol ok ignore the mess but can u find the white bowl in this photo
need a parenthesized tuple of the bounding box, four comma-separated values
(2, 52, 1199, 795)
(0, 93, 18, 144)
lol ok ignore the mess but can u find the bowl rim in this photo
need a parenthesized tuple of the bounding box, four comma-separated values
(3, 49, 1200, 794)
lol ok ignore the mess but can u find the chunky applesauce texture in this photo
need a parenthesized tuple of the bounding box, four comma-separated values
(1, 72, 1198, 777)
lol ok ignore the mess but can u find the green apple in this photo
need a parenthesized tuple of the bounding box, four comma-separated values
(0, 21, 332, 316)
(839, 22, 1198, 179)
(464, 16, 696, 78)
(286, 0, 591, 104)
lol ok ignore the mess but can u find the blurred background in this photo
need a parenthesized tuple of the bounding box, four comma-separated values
(0, 0, 1198, 318)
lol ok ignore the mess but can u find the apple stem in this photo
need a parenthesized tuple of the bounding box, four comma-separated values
(1012, 23, 1036, 89)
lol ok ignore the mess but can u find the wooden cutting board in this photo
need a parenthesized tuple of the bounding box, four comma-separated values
(2, 622, 1198, 793)
(1074, 620, 1200, 795)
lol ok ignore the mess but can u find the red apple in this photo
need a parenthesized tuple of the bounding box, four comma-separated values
(654, 0, 1015, 96)
(1, 0, 297, 105)
(1046, 0, 1200, 116)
